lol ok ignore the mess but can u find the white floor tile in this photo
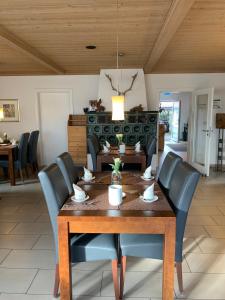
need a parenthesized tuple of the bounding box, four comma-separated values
(0, 249, 10, 263)
(0, 222, 17, 234)
(0, 268, 37, 293)
(0, 294, 55, 300)
(0, 234, 39, 249)
(196, 237, 225, 253)
(187, 215, 216, 226)
(186, 253, 225, 273)
(1, 250, 55, 269)
(10, 223, 52, 235)
(204, 226, 225, 238)
(32, 235, 54, 250)
(184, 225, 209, 238)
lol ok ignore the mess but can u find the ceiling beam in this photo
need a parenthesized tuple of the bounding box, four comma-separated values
(144, 0, 195, 73)
(0, 25, 64, 74)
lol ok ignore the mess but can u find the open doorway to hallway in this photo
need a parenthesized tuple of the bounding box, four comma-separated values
(159, 91, 192, 160)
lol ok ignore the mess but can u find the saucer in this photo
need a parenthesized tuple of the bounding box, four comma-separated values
(81, 176, 95, 182)
(71, 195, 89, 203)
(141, 176, 154, 181)
(139, 195, 158, 203)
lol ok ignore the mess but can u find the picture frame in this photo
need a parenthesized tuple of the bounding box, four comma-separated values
(0, 99, 20, 122)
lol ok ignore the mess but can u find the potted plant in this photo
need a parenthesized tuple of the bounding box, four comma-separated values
(110, 157, 123, 184)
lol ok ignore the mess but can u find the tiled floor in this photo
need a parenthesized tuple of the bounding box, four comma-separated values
(0, 171, 225, 300)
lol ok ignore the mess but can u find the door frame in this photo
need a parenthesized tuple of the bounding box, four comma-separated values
(189, 88, 214, 176)
(35, 88, 73, 165)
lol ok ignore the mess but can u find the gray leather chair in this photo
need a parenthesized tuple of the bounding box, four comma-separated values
(92, 133, 101, 152)
(87, 136, 100, 171)
(146, 136, 157, 167)
(38, 164, 119, 298)
(158, 151, 182, 194)
(27, 130, 39, 172)
(0, 132, 30, 182)
(56, 152, 81, 194)
(119, 161, 200, 297)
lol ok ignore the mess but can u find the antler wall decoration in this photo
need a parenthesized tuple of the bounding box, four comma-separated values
(105, 72, 138, 96)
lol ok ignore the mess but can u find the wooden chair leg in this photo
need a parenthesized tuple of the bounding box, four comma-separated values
(53, 263, 60, 297)
(112, 259, 119, 300)
(176, 262, 184, 294)
(120, 256, 127, 299)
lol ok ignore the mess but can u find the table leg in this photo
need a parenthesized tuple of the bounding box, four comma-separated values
(162, 220, 176, 300)
(8, 149, 15, 186)
(58, 221, 72, 300)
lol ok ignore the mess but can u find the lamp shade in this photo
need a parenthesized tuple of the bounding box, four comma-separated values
(112, 95, 125, 120)
(0, 108, 3, 120)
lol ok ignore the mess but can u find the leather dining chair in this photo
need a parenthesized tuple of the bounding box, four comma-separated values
(38, 164, 119, 298)
(27, 130, 39, 173)
(146, 136, 157, 167)
(119, 161, 200, 298)
(91, 133, 101, 152)
(56, 152, 81, 194)
(0, 132, 30, 182)
(87, 136, 99, 171)
(158, 151, 182, 194)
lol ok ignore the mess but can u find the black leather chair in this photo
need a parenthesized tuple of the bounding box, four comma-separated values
(38, 164, 119, 298)
(119, 161, 200, 297)
(56, 152, 81, 194)
(158, 151, 182, 195)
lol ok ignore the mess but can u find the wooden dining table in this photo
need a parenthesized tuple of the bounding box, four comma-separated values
(96, 148, 146, 172)
(57, 173, 176, 300)
(0, 144, 16, 186)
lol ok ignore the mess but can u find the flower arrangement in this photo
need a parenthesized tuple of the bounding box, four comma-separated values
(116, 134, 123, 145)
(109, 157, 122, 174)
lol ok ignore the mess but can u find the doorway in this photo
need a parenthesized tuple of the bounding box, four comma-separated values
(36, 89, 73, 165)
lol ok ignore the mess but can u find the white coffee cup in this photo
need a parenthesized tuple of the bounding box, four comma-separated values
(108, 184, 123, 206)
(119, 144, 125, 154)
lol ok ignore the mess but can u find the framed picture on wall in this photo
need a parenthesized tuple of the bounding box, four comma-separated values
(0, 99, 20, 122)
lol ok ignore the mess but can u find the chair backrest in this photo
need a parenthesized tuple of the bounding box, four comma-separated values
(146, 136, 157, 167)
(168, 161, 200, 261)
(158, 151, 182, 190)
(56, 152, 79, 194)
(17, 132, 30, 168)
(92, 134, 101, 152)
(27, 130, 39, 164)
(87, 136, 98, 171)
(38, 163, 69, 261)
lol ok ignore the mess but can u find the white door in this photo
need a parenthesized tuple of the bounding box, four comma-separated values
(37, 90, 73, 165)
(189, 88, 214, 176)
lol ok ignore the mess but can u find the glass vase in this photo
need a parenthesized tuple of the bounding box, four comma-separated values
(111, 170, 122, 185)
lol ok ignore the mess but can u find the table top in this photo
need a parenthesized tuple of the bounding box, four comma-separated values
(0, 144, 16, 150)
(98, 149, 145, 156)
(60, 183, 174, 218)
(78, 171, 154, 186)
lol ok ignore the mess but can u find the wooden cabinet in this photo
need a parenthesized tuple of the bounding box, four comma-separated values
(67, 115, 87, 165)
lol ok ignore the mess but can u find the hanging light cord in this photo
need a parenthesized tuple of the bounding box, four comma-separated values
(116, 0, 119, 94)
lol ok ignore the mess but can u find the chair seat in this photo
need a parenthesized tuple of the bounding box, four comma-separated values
(71, 234, 118, 262)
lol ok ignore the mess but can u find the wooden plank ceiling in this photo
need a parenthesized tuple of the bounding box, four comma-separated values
(0, 0, 224, 75)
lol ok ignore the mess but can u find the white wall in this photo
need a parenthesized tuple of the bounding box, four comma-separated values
(0, 73, 225, 166)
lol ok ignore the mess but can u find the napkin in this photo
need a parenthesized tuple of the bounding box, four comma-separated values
(135, 141, 140, 147)
(135, 144, 141, 152)
(83, 167, 93, 179)
(73, 183, 86, 200)
(143, 183, 154, 200)
(103, 145, 110, 153)
(106, 141, 111, 148)
(0, 137, 3, 143)
(143, 165, 152, 179)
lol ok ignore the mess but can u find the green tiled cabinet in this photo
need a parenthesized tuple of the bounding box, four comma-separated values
(87, 111, 158, 146)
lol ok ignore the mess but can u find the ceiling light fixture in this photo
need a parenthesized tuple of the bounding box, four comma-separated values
(112, 0, 125, 121)
(86, 45, 96, 49)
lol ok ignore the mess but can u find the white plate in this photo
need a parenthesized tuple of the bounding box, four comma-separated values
(81, 176, 95, 182)
(140, 176, 154, 181)
(71, 195, 89, 203)
(139, 195, 158, 203)
(122, 192, 126, 198)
